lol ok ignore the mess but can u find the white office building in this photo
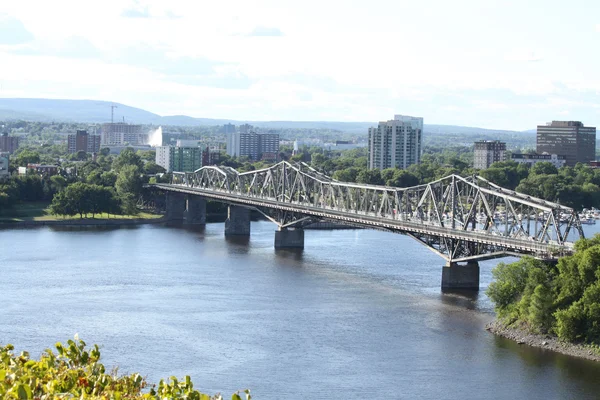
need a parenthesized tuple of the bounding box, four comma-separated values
(368, 115, 423, 170)
(155, 146, 172, 172)
(511, 153, 566, 169)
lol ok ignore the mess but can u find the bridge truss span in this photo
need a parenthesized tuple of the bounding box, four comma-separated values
(161, 161, 583, 262)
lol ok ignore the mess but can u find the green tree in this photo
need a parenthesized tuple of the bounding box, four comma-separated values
(144, 161, 166, 175)
(116, 165, 143, 214)
(136, 149, 156, 162)
(332, 167, 360, 183)
(113, 148, 143, 172)
(49, 175, 67, 192)
(531, 161, 558, 176)
(356, 169, 383, 185)
(14, 150, 40, 167)
(100, 170, 118, 187)
(387, 169, 419, 188)
(486, 258, 537, 319)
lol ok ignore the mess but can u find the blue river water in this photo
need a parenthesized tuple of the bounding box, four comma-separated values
(2, 221, 600, 399)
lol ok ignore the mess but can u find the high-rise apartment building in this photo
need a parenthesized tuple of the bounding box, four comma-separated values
(0, 132, 19, 154)
(226, 124, 280, 160)
(537, 121, 596, 166)
(473, 140, 506, 169)
(223, 123, 236, 134)
(368, 115, 423, 170)
(101, 123, 147, 146)
(155, 146, 204, 172)
(67, 130, 101, 154)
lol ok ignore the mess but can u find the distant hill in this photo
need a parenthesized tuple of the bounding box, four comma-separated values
(0, 98, 530, 138)
(0, 98, 162, 124)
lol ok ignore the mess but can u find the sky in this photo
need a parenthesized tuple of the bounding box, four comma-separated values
(0, 0, 599, 130)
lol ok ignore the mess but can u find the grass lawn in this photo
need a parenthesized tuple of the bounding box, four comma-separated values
(0, 202, 163, 222)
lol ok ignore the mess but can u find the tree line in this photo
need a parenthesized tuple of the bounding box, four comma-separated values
(299, 146, 600, 210)
(0, 147, 168, 218)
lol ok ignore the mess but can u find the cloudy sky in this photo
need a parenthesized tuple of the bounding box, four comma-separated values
(0, 0, 599, 129)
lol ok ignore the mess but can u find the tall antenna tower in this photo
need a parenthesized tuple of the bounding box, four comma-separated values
(110, 103, 118, 124)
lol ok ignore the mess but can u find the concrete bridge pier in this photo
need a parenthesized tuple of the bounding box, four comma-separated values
(274, 228, 304, 249)
(166, 192, 186, 221)
(183, 196, 206, 225)
(441, 261, 480, 290)
(225, 205, 251, 236)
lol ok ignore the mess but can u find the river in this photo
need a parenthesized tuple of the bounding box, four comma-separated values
(2, 221, 600, 399)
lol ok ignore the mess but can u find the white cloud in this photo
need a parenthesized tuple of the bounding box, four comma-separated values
(1, 0, 600, 129)
(246, 26, 283, 37)
(504, 49, 544, 62)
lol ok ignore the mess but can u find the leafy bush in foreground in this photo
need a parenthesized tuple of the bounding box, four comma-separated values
(0, 338, 250, 400)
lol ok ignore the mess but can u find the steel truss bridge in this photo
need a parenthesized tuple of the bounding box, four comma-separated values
(155, 161, 584, 263)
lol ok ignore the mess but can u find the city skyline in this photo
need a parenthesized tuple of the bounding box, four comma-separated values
(0, 0, 599, 130)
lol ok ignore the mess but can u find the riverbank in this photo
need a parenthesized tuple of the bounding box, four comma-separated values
(486, 320, 600, 362)
(0, 216, 167, 229)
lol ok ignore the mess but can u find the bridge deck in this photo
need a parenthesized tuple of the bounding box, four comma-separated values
(155, 183, 571, 261)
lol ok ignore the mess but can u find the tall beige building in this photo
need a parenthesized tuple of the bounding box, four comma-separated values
(368, 115, 423, 170)
(473, 140, 506, 169)
(101, 123, 147, 146)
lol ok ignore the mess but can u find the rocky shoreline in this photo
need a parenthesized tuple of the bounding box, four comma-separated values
(486, 320, 600, 362)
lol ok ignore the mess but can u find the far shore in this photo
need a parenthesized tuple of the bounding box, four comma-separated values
(486, 320, 600, 362)
(0, 216, 167, 229)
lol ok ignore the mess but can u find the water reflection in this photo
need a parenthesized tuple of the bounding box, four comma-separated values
(274, 248, 304, 262)
(439, 290, 480, 310)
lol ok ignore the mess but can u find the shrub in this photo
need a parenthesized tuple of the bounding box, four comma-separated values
(0, 338, 250, 400)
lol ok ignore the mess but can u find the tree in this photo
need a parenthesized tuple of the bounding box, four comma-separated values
(14, 150, 40, 167)
(49, 175, 67, 192)
(356, 169, 383, 185)
(387, 169, 419, 188)
(531, 161, 558, 176)
(101, 170, 118, 187)
(116, 165, 143, 215)
(136, 149, 156, 162)
(72, 150, 89, 161)
(143, 161, 166, 175)
(332, 167, 360, 183)
(86, 169, 103, 186)
(113, 148, 143, 172)
(49, 182, 119, 218)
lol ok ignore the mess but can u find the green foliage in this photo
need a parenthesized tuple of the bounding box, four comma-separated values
(116, 165, 143, 215)
(113, 148, 143, 173)
(530, 161, 558, 176)
(143, 161, 166, 175)
(13, 150, 41, 167)
(487, 258, 540, 320)
(50, 182, 120, 218)
(488, 236, 600, 343)
(356, 169, 383, 185)
(0, 338, 246, 399)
